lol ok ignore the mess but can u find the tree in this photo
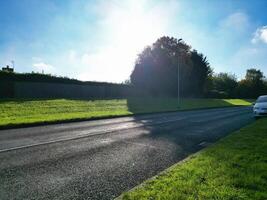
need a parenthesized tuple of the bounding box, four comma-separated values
(189, 50, 213, 96)
(211, 73, 238, 98)
(236, 68, 266, 98)
(245, 68, 264, 81)
(130, 36, 212, 97)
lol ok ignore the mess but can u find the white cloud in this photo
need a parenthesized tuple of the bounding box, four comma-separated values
(31, 57, 42, 62)
(222, 45, 267, 79)
(33, 62, 55, 73)
(252, 26, 267, 44)
(220, 12, 249, 32)
(68, 50, 77, 63)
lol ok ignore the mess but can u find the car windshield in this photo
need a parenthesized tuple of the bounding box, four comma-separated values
(256, 96, 267, 103)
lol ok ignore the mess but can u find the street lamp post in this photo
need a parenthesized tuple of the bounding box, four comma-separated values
(177, 38, 183, 108)
(177, 58, 180, 107)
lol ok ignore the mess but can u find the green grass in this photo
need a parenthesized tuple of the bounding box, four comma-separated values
(119, 118, 267, 200)
(0, 98, 252, 127)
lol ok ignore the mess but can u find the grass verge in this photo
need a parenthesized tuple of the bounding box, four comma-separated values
(119, 118, 267, 200)
(0, 98, 252, 128)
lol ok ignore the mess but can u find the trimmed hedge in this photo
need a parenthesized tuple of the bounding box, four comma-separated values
(0, 71, 123, 86)
(0, 71, 129, 98)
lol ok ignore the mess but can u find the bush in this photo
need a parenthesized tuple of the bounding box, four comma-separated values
(206, 90, 229, 98)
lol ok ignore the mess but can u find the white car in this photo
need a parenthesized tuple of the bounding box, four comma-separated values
(253, 95, 267, 118)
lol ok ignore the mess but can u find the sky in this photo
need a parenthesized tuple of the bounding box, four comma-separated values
(0, 0, 267, 83)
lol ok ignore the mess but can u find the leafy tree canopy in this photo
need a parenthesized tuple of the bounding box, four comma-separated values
(212, 73, 238, 98)
(130, 36, 212, 97)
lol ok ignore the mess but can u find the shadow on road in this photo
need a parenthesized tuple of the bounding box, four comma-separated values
(125, 97, 254, 162)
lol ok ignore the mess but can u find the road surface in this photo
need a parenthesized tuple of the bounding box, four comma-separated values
(0, 106, 253, 200)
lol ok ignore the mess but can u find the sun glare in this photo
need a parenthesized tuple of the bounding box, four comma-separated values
(79, 1, 171, 82)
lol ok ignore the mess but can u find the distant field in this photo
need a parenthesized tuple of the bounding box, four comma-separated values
(119, 118, 267, 200)
(0, 98, 253, 127)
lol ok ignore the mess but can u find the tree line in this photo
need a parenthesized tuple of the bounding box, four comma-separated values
(130, 36, 267, 99)
(209, 69, 267, 99)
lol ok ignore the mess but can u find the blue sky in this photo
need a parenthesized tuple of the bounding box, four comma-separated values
(0, 0, 267, 82)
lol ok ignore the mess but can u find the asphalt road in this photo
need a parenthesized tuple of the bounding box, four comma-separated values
(0, 106, 254, 200)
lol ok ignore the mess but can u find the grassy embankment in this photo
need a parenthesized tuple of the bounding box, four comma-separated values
(0, 98, 252, 127)
(119, 118, 267, 200)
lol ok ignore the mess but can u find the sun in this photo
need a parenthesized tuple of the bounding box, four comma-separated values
(80, 0, 170, 82)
